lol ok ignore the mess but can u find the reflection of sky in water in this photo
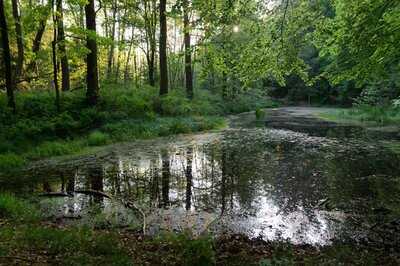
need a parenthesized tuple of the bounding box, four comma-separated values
(233, 196, 337, 244)
(35, 129, 400, 245)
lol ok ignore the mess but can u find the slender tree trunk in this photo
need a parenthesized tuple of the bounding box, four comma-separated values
(133, 51, 138, 85)
(159, 0, 168, 95)
(52, 0, 60, 112)
(11, 0, 23, 78)
(115, 8, 127, 83)
(85, 0, 100, 105)
(146, 53, 155, 86)
(183, 0, 193, 99)
(56, 0, 70, 91)
(106, 0, 116, 79)
(124, 28, 135, 82)
(27, 2, 51, 73)
(0, 0, 16, 112)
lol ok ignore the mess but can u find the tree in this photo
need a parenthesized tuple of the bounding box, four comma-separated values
(159, 0, 168, 95)
(183, 0, 193, 99)
(11, 0, 24, 79)
(52, 0, 60, 111)
(0, 0, 16, 112)
(140, 0, 157, 86)
(106, 0, 117, 79)
(56, 0, 70, 91)
(85, 0, 100, 105)
(27, 1, 52, 74)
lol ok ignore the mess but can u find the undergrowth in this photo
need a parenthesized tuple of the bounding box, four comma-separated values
(0, 84, 275, 172)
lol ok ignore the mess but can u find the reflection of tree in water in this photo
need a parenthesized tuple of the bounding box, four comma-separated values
(161, 149, 170, 208)
(185, 147, 193, 211)
(88, 166, 104, 204)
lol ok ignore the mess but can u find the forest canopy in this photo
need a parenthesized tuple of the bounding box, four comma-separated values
(0, 0, 398, 108)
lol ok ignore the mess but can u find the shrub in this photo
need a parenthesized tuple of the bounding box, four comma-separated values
(88, 131, 109, 146)
(255, 108, 266, 120)
(160, 90, 193, 116)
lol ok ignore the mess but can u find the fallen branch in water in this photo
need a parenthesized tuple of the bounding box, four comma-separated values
(123, 199, 147, 235)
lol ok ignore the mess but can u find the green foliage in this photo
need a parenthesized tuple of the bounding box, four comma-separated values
(313, 0, 400, 93)
(255, 108, 266, 120)
(160, 90, 193, 116)
(0, 153, 26, 172)
(88, 131, 110, 146)
(30, 140, 84, 159)
(0, 194, 41, 222)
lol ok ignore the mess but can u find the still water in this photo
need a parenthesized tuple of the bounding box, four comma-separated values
(11, 109, 400, 245)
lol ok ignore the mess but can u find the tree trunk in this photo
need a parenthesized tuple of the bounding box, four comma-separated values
(124, 28, 135, 82)
(159, 0, 168, 95)
(0, 0, 16, 112)
(52, 0, 60, 112)
(27, 2, 51, 73)
(183, 0, 193, 99)
(11, 0, 23, 78)
(85, 0, 100, 105)
(146, 53, 155, 86)
(106, 0, 116, 79)
(56, 0, 70, 91)
(115, 8, 127, 83)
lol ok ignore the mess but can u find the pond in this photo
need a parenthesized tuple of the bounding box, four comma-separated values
(5, 108, 400, 246)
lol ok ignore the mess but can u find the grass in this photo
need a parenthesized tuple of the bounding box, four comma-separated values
(0, 84, 275, 173)
(318, 105, 400, 126)
(0, 193, 41, 222)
